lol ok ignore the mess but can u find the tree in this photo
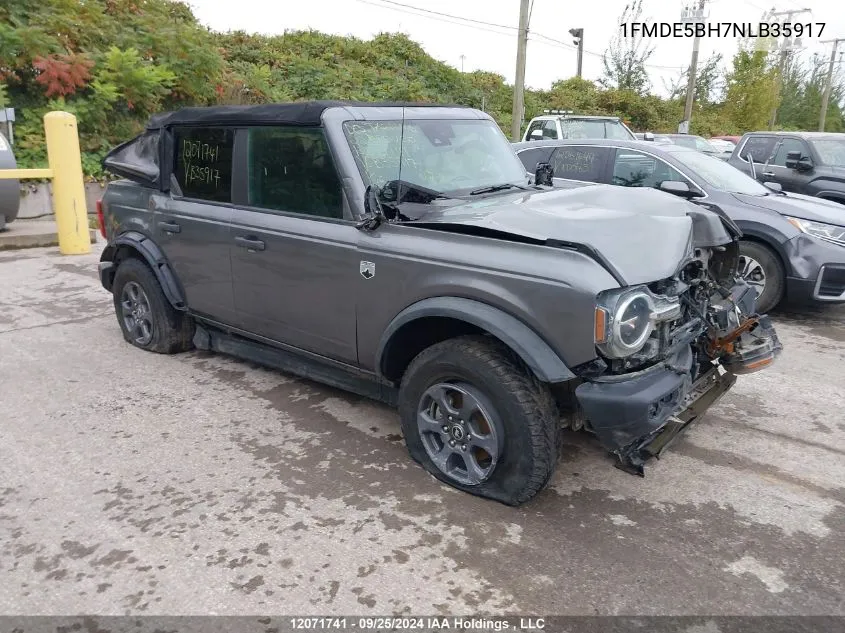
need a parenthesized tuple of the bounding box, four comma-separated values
(723, 49, 779, 132)
(663, 53, 724, 104)
(600, 0, 655, 95)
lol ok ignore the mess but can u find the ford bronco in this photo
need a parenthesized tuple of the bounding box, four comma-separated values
(97, 101, 781, 505)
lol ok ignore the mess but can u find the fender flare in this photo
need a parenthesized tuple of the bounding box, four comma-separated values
(101, 231, 187, 310)
(376, 296, 575, 384)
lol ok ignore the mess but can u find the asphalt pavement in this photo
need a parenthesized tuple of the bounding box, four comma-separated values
(1, 244, 843, 616)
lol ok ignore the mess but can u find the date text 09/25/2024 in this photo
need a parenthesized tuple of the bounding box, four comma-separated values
(289, 617, 546, 631)
(621, 22, 825, 38)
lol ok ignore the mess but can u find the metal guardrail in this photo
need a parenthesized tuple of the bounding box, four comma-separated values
(0, 111, 91, 255)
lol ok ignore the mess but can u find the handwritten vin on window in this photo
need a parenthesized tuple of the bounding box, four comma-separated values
(555, 149, 596, 175)
(182, 139, 221, 187)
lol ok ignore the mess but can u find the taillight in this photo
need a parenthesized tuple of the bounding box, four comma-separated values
(96, 199, 106, 238)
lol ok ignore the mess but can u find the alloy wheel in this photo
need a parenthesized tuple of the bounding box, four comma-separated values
(416, 382, 501, 486)
(120, 281, 154, 346)
(738, 254, 767, 296)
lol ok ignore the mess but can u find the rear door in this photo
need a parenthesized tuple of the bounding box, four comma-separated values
(229, 125, 358, 365)
(153, 126, 236, 324)
(547, 145, 613, 187)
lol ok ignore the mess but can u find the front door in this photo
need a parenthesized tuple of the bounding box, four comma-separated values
(155, 125, 236, 324)
(760, 137, 811, 193)
(229, 125, 358, 365)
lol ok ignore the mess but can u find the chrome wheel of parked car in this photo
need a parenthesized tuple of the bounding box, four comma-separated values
(416, 382, 501, 486)
(737, 241, 785, 314)
(120, 281, 154, 346)
(738, 254, 767, 295)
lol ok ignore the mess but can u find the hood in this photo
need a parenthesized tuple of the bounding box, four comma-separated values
(409, 184, 731, 286)
(732, 191, 845, 226)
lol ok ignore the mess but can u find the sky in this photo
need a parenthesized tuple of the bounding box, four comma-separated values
(187, 0, 845, 97)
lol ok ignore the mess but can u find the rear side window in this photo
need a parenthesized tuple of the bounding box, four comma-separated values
(549, 146, 606, 181)
(173, 127, 235, 203)
(739, 135, 776, 163)
(246, 127, 342, 219)
(517, 147, 554, 172)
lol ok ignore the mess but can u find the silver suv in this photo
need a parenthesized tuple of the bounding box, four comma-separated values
(97, 102, 780, 505)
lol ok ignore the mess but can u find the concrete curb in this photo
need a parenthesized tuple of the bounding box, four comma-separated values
(0, 220, 98, 251)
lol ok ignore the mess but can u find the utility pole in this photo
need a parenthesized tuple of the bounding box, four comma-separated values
(819, 38, 845, 131)
(511, 0, 531, 141)
(768, 8, 811, 128)
(459, 54, 466, 72)
(569, 28, 584, 78)
(680, 0, 708, 133)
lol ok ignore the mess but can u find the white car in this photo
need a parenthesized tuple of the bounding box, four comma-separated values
(522, 111, 636, 142)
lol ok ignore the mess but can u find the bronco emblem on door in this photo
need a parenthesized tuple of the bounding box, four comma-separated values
(360, 261, 375, 279)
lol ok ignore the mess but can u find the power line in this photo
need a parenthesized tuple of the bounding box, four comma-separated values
(530, 32, 687, 70)
(354, 0, 687, 71)
(361, 0, 517, 32)
(352, 0, 517, 36)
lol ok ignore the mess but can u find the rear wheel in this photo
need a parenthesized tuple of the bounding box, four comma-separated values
(398, 335, 559, 506)
(738, 240, 784, 314)
(111, 257, 194, 354)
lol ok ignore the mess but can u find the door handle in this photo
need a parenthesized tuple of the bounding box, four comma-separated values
(159, 221, 181, 234)
(762, 171, 775, 178)
(234, 236, 265, 251)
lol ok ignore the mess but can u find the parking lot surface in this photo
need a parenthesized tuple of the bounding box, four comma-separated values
(1, 244, 844, 616)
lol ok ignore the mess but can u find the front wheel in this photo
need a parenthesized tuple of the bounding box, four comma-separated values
(738, 240, 784, 314)
(398, 335, 559, 506)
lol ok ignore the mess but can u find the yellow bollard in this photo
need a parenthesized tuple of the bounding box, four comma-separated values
(44, 111, 91, 255)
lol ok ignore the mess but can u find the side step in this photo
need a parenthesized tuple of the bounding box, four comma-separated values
(193, 323, 399, 407)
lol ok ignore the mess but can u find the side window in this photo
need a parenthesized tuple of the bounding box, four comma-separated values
(612, 149, 685, 188)
(549, 146, 606, 182)
(771, 138, 808, 166)
(542, 119, 558, 139)
(173, 127, 235, 203)
(739, 135, 776, 163)
(246, 127, 343, 219)
(526, 120, 544, 140)
(517, 147, 554, 173)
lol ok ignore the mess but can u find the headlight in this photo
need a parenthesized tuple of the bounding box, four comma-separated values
(595, 287, 681, 359)
(786, 217, 845, 247)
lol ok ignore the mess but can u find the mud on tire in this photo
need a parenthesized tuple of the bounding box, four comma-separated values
(111, 257, 194, 354)
(398, 335, 559, 506)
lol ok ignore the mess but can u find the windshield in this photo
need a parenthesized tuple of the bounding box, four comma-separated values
(342, 119, 528, 197)
(811, 139, 845, 167)
(670, 147, 770, 195)
(559, 118, 635, 140)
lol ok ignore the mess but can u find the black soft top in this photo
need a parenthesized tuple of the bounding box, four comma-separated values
(145, 100, 466, 130)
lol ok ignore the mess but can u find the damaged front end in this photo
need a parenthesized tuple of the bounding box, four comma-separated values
(573, 210, 782, 475)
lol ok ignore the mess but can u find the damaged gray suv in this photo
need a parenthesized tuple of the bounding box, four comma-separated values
(97, 102, 782, 505)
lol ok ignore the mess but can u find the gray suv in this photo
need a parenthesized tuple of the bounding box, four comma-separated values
(97, 101, 781, 505)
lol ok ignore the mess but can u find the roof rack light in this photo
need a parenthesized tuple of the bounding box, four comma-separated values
(543, 109, 575, 115)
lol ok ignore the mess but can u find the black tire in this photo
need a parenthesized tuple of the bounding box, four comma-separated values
(398, 335, 559, 506)
(738, 240, 784, 314)
(111, 257, 194, 354)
